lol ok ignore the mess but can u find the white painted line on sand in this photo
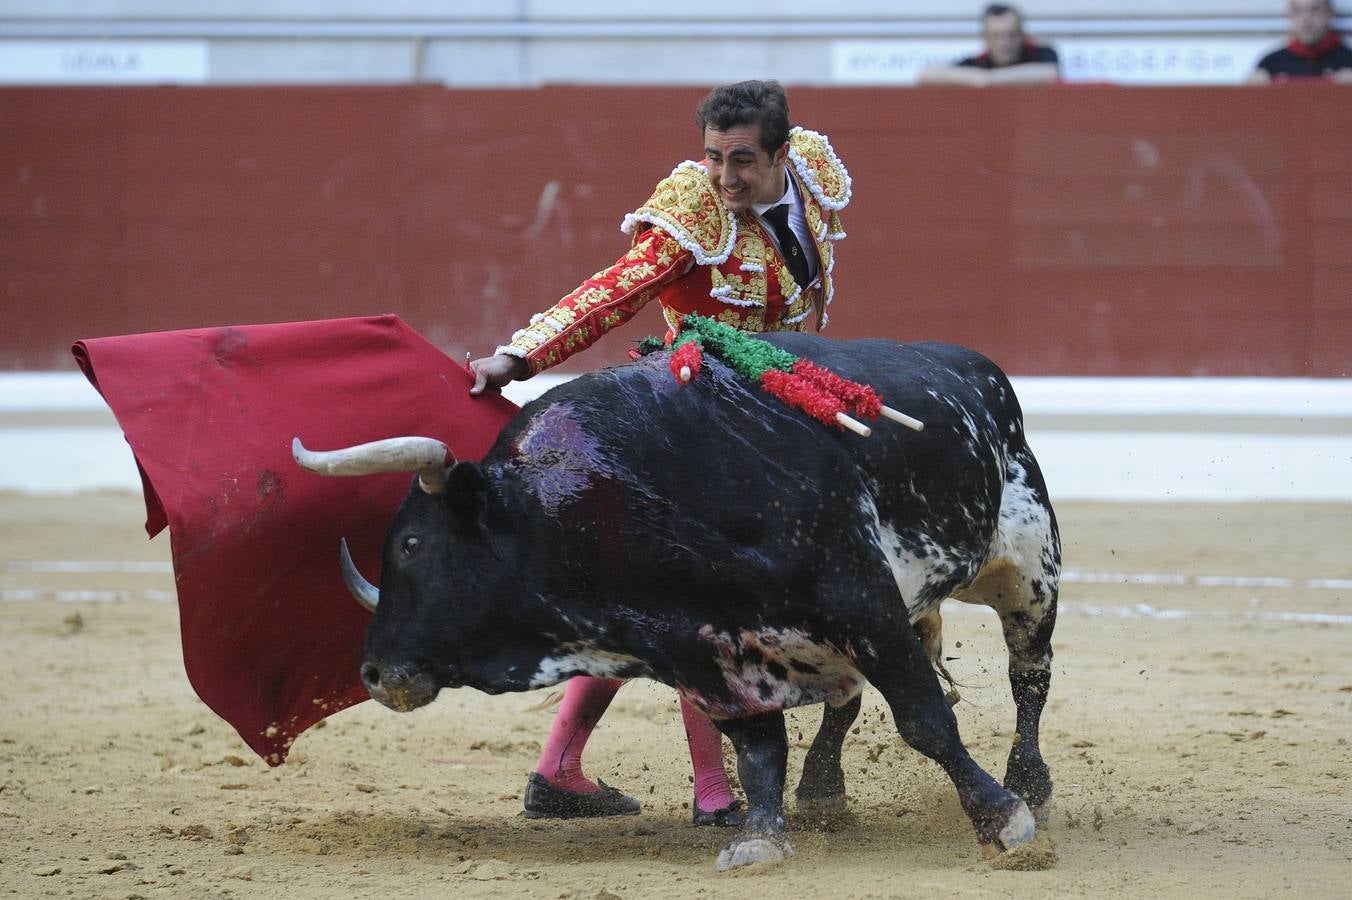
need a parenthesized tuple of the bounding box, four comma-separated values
(1060, 570, 1350, 590)
(1063, 571, 1189, 586)
(7, 560, 173, 574)
(4, 583, 1347, 627)
(11, 561, 1346, 590)
(948, 601, 1352, 625)
(1063, 602, 1352, 625)
(1, 588, 175, 603)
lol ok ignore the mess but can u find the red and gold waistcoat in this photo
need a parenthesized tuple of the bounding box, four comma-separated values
(499, 127, 851, 375)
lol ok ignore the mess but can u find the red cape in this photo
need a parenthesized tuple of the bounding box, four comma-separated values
(71, 315, 517, 764)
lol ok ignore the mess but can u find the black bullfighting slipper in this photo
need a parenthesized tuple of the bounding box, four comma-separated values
(692, 798, 744, 827)
(522, 772, 641, 819)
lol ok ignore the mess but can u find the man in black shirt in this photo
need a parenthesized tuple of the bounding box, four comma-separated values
(919, 3, 1060, 86)
(1250, 0, 1352, 82)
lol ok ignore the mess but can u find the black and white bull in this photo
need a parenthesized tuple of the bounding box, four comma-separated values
(293, 333, 1060, 870)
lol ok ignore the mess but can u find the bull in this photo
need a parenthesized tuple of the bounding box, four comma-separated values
(293, 333, 1060, 870)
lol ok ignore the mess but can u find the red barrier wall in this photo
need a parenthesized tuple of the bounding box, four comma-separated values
(2, 85, 1349, 376)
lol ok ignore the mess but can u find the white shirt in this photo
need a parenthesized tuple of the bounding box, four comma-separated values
(751, 167, 819, 286)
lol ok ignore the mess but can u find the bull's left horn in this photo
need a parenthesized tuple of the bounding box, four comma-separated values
(292, 436, 453, 493)
(340, 537, 380, 613)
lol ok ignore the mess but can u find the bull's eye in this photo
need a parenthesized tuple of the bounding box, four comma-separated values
(401, 536, 420, 557)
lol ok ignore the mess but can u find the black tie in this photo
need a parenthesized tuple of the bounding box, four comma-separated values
(762, 203, 812, 290)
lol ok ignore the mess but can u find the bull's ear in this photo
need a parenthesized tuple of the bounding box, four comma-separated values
(444, 461, 489, 522)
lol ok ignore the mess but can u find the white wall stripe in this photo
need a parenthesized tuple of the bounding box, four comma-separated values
(13, 373, 1352, 417)
(7, 373, 1352, 500)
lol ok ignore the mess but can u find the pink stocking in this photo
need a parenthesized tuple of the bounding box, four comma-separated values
(680, 698, 736, 813)
(534, 676, 622, 793)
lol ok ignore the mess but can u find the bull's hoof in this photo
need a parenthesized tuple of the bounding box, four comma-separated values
(794, 765, 848, 827)
(794, 794, 854, 831)
(982, 799, 1036, 856)
(715, 835, 794, 872)
(794, 782, 846, 812)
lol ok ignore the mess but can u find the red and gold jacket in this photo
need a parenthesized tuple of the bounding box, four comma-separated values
(498, 127, 851, 375)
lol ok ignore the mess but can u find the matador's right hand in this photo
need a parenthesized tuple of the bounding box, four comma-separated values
(469, 354, 530, 395)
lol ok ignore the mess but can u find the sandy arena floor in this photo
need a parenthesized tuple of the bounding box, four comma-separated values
(2, 492, 1350, 898)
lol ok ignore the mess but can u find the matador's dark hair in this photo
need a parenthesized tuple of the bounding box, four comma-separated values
(695, 80, 791, 153)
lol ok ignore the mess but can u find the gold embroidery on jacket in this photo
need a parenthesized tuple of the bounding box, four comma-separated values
(622, 163, 735, 264)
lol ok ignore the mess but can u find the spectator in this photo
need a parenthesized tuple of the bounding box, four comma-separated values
(918, 3, 1060, 86)
(1249, 0, 1352, 83)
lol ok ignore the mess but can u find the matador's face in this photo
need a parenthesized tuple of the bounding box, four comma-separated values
(703, 124, 790, 214)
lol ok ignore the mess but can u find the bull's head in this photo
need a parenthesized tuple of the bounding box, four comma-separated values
(292, 435, 501, 712)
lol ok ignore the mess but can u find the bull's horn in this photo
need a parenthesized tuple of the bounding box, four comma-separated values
(340, 537, 380, 613)
(292, 436, 452, 493)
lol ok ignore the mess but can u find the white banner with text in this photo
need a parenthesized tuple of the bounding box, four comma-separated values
(0, 40, 208, 84)
(833, 37, 1275, 85)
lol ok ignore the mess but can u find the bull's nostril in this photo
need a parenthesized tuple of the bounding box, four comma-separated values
(361, 662, 381, 689)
